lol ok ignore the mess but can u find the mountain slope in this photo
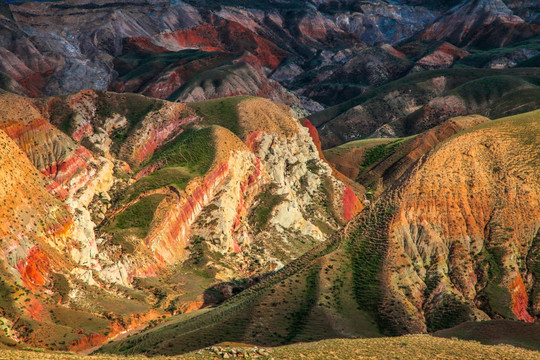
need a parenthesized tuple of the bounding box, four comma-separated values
(0, 89, 361, 351)
(324, 114, 490, 197)
(99, 110, 540, 355)
(309, 67, 540, 148)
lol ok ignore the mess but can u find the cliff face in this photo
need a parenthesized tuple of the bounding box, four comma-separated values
(0, 128, 72, 288)
(384, 111, 540, 332)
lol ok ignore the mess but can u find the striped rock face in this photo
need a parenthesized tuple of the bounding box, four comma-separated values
(0, 90, 360, 351)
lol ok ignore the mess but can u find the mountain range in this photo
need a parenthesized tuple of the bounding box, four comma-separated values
(0, 0, 538, 358)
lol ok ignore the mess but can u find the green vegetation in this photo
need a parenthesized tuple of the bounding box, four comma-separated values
(126, 167, 194, 202)
(149, 127, 215, 175)
(117, 49, 225, 83)
(492, 88, 540, 118)
(482, 284, 514, 319)
(169, 62, 252, 103)
(456, 39, 540, 68)
(107, 116, 216, 252)
(250, 187, 286, 229)
(185, 236, 205, 265)
(283, 267, 319, 344)
(449, 76, 533, 108)
(188, 96, 248, 136)
(95, 92, 163, 127)
(308, 67, 540, 136)
(435, 320, 540, 351)
(359, 139, 403, 173)
(48, 305, 110, 332)
(114, 194, 165, 235)
(50, 273, 70, 302)
(348, 203, 396, 333)
(349, 213, 387, 313)
(425, 293, 472, 332)
(47, 98, 75, 134)
(527, 233, 540, 280)
(0, 279, 18, 319)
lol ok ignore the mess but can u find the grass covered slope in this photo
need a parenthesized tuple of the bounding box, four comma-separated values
(309, 68, 540, 148)
(2, 335, 539, 359)
(99, 109, 540, 356)
(434, 320, 540, 351)
(324, 114, 490, 198)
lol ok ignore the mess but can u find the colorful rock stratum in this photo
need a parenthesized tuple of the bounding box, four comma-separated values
(0, 0, 538, 359)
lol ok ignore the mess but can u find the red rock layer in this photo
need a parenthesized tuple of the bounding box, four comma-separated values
(0, 94, 98, 199)
(18, 70, 53, 98)
(231, 156, 263, 246)
(0, 128, 73, 293)
(16, 246, 51, 290)
(130, 114, 199, 166)
(43, 146, 94, 189)
(158, 18, 285, 69)
(69, 310, 162, 353)
(302, 118, 363, 219)
(160, 24, 224, 52)
(25, 298, 46, 322)
(510, 275, 534, 322)
(125, 37, 169, 53)
(342, 185, 362, 221)
(147, 161, 231, 266)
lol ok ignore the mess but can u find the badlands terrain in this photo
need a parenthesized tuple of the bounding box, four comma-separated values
(0, 0, 538, 359)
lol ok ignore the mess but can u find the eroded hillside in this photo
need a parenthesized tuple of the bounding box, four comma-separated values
(0, 90, 361, 352)
(99, 111, 540, 355)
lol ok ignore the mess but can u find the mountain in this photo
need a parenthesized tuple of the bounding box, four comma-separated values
(309, 67, 540, 148)
(0, 89, 361, 351)
(0, 0, 539, 357)
(98, 110, 540, 355)
(0, 0, 539, 111)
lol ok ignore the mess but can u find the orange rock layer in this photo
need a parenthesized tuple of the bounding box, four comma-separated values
(16, 246, 51, 290)
(147, 160, 231, 266)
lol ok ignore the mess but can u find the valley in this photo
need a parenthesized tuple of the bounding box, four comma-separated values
(0, 0, 538, 358)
